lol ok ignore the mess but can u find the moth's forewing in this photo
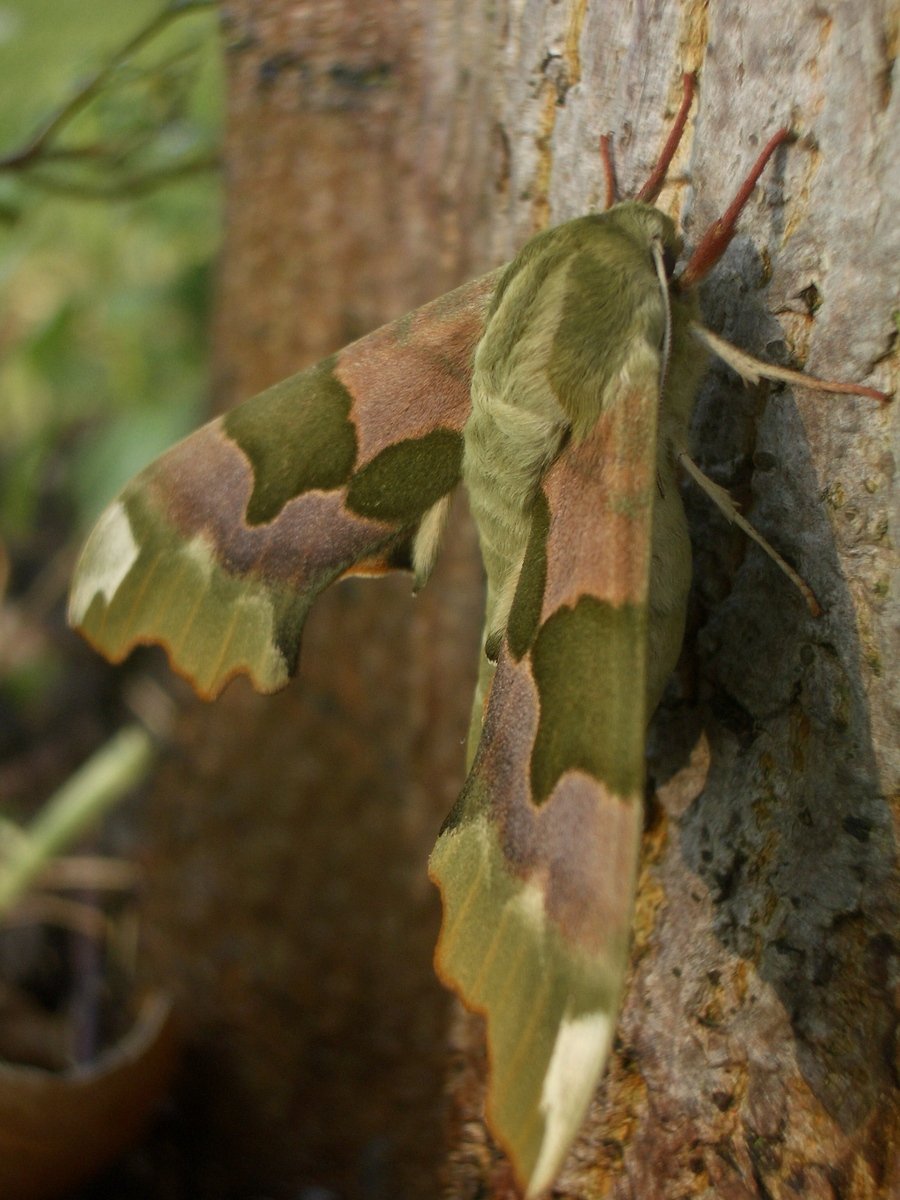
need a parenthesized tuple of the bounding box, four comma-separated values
(429, 347, 658, 1196)
(69, 273, 498, 698)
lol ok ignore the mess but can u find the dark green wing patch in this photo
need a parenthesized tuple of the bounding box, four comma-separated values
(346, 429, 463, 523)
(530, 596, 646, 804)
(224, 358, 357, 525)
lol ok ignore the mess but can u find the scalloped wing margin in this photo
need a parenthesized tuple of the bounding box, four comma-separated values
(69, 273, 499, 698)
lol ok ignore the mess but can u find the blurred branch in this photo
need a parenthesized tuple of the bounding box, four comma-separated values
(23, 153, 221, 200)
(37, 855, 140, 892)
(0, 726, 155, 917)
(0, 0, 219, 195)
(0, 1, 215, 169)
(3, 893, 115, 940)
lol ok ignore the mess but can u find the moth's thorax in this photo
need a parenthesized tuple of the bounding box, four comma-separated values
(463, 206, 699, 659)
(600, 201, 682, 262)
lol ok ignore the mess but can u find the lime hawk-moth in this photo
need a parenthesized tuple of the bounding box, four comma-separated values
(68, 75, 888, 1196)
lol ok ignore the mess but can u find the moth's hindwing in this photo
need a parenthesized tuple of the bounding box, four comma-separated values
(430, 222, 663, 1192)
(69, 273, 499, 698)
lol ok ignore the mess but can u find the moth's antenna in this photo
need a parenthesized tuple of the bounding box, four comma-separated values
(651, 238, 673, 396)
(635, 72, 696, 203)
(678, 128, 793, 288)
(599, 134, 618, 209)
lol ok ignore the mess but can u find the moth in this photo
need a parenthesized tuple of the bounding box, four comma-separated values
(68, 74, 888, 1196)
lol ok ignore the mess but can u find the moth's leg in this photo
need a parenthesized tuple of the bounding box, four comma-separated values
(692, 324, 890, 403)
(677, 449, 822, 616)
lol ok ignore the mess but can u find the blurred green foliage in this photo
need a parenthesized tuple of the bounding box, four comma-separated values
(0, 0, 223, 537)
(0, 1, 222, 795)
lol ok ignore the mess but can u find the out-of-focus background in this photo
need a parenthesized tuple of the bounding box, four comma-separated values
(1, 0, 221, 797)
(1, 4, 223, 1196)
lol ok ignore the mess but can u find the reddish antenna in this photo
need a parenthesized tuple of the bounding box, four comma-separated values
(599, 72, 695, 210)
(599, 133, 618, 208)
(679, 127, 793, 287)
(635, 72, 696, 202)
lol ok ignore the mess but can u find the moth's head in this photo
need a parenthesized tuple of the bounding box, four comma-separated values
(602, 201, 683, 281)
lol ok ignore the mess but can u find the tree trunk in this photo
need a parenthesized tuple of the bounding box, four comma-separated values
(135, 3, 493, 1196)
(133, 2, 897, 1198)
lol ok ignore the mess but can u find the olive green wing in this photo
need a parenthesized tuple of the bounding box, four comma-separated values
(69, 273, 498, 698)
(429, 355, 658, 1196)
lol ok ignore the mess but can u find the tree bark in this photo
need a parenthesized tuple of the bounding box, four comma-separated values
(132, 2, 897, 1198)
(135, 3, 494, 1196)
(442, 4, 899, 1198)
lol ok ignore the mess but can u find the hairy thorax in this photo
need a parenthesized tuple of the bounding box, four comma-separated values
(463, 207, 704, 720)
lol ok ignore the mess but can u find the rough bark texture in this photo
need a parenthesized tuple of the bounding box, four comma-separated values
(128, 2, 897, 1198)
(442, 4, 899, 1198)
